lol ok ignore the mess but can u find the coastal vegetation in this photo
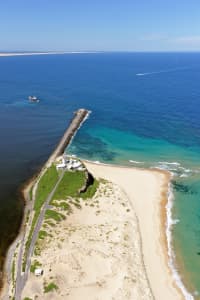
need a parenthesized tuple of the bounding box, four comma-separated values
(23, 166, 100, 272)
(52, 170, 86, 199)
(30, 260, 42, 273)
(45, 209, 66, 222)
(11, 259, 15, 288)
(34, 165, 58, 211)
(81, 178, 99, 199)
(32, 170, 100, 260)
(38, 230, 48, 240)
(23, 165, 59, 271)
(52, 170, 99, 201)
(51, 200, 71, 211)
(44, 282, 58, 293)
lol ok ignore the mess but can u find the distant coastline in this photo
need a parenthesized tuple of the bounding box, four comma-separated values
(0, 51, 99, 57)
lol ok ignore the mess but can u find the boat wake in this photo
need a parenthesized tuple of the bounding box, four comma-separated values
(136, 67, 188, 77)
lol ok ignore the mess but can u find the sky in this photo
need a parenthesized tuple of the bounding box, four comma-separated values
(0, 0, 200, 52)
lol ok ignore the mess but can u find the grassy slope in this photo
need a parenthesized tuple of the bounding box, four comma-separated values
(53, 171, 85, 200)
(34, 165, 59, 212)
(23, 165, 59, 271)
(24, 168, 99, 270)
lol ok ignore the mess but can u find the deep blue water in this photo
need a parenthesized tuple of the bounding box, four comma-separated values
(0, 52, 200, 297)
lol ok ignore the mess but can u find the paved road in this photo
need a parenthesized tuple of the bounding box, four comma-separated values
(2, 109, 89, 300)
(15, 170, 65, 300)
(1, 192, 32, 300)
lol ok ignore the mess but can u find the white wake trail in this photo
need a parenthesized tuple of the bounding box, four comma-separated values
(136, 67, 188, 76)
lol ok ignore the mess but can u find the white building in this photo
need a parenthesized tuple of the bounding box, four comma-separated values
(56, 162, 66, 170)
(34, 268, 43, 276)
(56, 155, 84, 171)
(72, 161, 82, 169)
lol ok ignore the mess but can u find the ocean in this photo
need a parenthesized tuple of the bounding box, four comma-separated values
(0, 52, 200, 298)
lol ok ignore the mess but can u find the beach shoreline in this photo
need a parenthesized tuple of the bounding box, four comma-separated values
(2, 153, 190, 299)
(0, 102, 192, 299)
(84, 160, 184, 300)
(19, 158, 187, 300)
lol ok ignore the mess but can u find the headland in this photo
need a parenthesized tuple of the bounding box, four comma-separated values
(1, 108, 185, 300)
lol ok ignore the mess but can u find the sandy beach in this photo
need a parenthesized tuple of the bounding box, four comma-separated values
(84, 162, 183, 300)
(20, 161, 183, 300)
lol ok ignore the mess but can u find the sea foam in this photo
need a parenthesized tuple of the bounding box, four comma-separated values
(129, 160, 144, 164)
(166, 185, 194, 300)
(152, 161, 197, 179)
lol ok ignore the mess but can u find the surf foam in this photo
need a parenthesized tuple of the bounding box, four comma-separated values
(166, 185, 194, 300)
(129, 160, 144, 164)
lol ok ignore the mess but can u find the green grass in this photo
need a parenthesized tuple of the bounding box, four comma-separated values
(22, 165, 59, 271)
(52, 170, 99, 201)
(38, 230, 48, 240)
(45, 220, 55, 227)
(44, 282, 58, 293)
(81, 179, 99, 199)
(23, 298, 32, 300)
(34, 242, 41, 256)
(34, 165, 59, 211)
(30, 260, 42, 273)
(11, 259, 15, 283)
(51, 200, 72, 211)
(23, 168, 99, 272)
(53, 171, 86, 200)
(45, 209, 66, 222)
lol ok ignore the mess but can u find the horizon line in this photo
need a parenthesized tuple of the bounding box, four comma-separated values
(1, 50, 200, 55)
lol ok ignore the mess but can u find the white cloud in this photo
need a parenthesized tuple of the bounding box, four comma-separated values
(138, 34, 200, 50)
(173, 36, 200, 46)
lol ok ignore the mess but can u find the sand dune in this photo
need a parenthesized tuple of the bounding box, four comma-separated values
(22, 162, 182, 300)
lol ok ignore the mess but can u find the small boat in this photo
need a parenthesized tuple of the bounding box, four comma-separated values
(28, 96, 40, 103)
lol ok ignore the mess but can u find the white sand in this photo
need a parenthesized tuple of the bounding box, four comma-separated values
(84, 162, 183, 300)
(21, 162, 183, 300)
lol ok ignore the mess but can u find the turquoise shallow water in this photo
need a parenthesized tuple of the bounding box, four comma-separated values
(69, 125, 200, 168)
(68, 123, 200, 299)
(0, 52, 200, 297)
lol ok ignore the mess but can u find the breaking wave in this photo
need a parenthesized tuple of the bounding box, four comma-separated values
(166, 186, 194, 300)
(151, 161, 198, 178)
(129, 160, 144, 164)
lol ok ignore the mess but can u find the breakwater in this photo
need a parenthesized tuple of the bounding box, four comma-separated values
(47, 108, 90, 163)
(1, 108, 90, 299)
